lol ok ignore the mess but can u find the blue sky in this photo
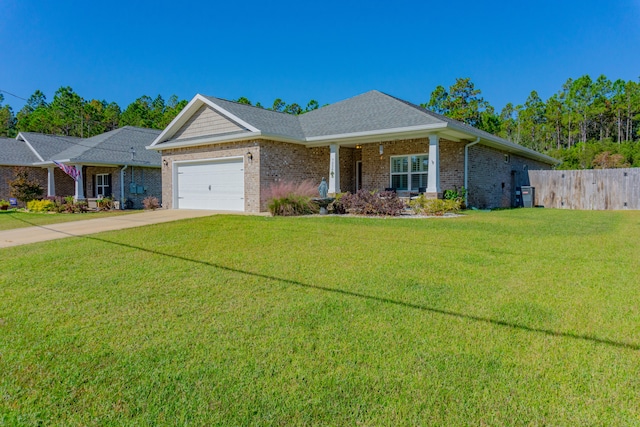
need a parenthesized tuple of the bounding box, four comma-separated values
(1, 0, 639, 112)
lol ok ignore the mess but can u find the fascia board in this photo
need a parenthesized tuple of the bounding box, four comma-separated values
(147, 131, 264, 151)
(442, 122, 560, 165)
(149, 95, 206, 147)
(304, 123, 447, 144)
(149, 94, 261, 148)
(16, 132, 45, 162)
(147, 131, 309, 151)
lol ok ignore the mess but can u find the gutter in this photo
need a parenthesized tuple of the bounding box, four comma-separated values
(464, 137, 480, 207)
(120, 165, 128, 209)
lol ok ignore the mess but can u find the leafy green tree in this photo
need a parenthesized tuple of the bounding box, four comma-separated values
(0, 94, 16, 137)
(9, 167, 44, 202)
(424, 78, 492, 129)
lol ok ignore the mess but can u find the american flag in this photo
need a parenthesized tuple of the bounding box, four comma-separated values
(53, 161, 81, 181)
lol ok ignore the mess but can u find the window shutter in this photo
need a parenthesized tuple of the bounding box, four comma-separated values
(105, 174, 112, 198)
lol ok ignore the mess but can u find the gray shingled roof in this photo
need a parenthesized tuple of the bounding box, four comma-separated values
(0, 137, 42, 165)
(156, 90, 556, 164)
(298, 90, 445, 137)
(203, 96, 306, 138)
(17, 132, 80, 161)
(53, 126, 161, 166)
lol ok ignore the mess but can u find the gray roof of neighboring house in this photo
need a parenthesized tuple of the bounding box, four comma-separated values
(203, 96, 306, 138)
(52, 126, 161, 166)
(17, 132, 80, 161)
(0, 137, 42, 165)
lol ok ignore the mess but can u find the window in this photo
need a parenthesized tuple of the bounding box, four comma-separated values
(390, 154, 428, 191)
(95, 173, 112, 198)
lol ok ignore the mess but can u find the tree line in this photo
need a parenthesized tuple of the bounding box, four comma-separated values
(1, 75, 639, 169)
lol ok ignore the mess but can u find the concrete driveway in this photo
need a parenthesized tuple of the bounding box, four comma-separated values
(0, 209, 227, 249)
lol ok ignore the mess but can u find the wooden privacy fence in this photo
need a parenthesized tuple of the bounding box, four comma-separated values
(528, 168, 640, 210)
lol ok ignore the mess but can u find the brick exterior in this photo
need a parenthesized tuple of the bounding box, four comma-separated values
(359, 138, 465, 195)
(160, 140, 262, 212)
(159, 137, 552, 212)
(467, 144, 551, 209)
(0, 166, 51, 206)
(53, 168, 76, 198)
(85, 166, 162, 209)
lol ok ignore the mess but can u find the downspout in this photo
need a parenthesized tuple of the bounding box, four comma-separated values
(120, 165, 128, 210)
(464, 137, 480, 207)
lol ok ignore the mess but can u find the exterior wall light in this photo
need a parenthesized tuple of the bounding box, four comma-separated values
(246, 151, 253, 163)
(163, 159, 168, 167)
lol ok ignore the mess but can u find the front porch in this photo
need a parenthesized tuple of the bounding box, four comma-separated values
(322, 135, 465, 199)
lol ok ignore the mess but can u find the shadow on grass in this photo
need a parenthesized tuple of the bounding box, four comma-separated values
(7, 213, 640, 352)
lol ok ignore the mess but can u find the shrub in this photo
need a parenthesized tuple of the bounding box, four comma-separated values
(329, 193, 347, 214)
(143, 196, 160, 210)
(410, 195, 461, 216)
(443, 186, 467, 209)
(265, 180, 319, 216)
(26, 199, 56, 213)
(9, 167, 44, 203)
(339, 189, 406, 216)
(0, 199, 9, 211)
(96, 197, 113, 211)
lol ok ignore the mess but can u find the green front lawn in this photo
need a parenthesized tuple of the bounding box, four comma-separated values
(1, 209, 639, 425)
(0, 209, 140, 231)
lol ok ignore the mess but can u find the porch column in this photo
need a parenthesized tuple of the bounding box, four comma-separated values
(47, 166, 56, 197)
(74, 165, 85, 201)
(426, 135, 441, 197)
(328, 144, 340, 194)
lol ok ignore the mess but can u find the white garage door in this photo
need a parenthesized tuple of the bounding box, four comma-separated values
(176, 158, 244, 211)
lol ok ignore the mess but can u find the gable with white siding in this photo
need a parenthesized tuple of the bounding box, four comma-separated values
(173, 105, 246, 140)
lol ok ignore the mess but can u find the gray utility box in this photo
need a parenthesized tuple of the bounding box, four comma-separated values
(521, 186, 535, 208)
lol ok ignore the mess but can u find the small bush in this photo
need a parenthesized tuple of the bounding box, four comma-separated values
(410, 195, 461, 216)
(143, 196, 160, 210)
(26, 199, 56, 213)
(443, 186, 467, 208)
(96, 197, 114, 211)
(0, 199, 10, 211)
(339, 189, 406, 216)
(266, 180, 319, 216)
(329, 193, 347, 214)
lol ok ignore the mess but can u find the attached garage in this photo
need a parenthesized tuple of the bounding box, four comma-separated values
(175, 157, 244, 211)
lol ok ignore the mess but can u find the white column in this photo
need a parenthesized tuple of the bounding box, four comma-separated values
(426, 135, 441, 195)
(47, 166, 56, 197)
(328, 144, 340, 194)
(74, 165, 85, 200)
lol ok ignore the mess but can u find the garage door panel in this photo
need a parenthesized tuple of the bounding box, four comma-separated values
(176, 159, 244, 211)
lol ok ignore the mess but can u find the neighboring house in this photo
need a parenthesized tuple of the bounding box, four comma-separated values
(148, 90, 558, 212)
(0, 127, 162, 208)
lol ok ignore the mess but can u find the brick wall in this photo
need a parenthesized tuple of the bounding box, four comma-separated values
(360, 137, 463, 195)
(84, 166, 162, 209)
(0, 166, 47, 206)
(161, 140, 261, 212)
(259, 141, 328, 210)
(123, 167, 162, 209)
(467, 144, 552, 208)
(54, 168, 75, 198)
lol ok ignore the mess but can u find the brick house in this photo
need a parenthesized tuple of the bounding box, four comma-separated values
(148, 90, 557, 212)
(0, 127, 162, 208)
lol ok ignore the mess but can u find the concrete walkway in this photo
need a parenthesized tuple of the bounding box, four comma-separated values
(0, 209, 228, 249)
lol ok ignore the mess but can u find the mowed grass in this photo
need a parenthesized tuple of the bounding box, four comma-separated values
(1, 209, 639, 425)
(0, 210, 139, 231)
